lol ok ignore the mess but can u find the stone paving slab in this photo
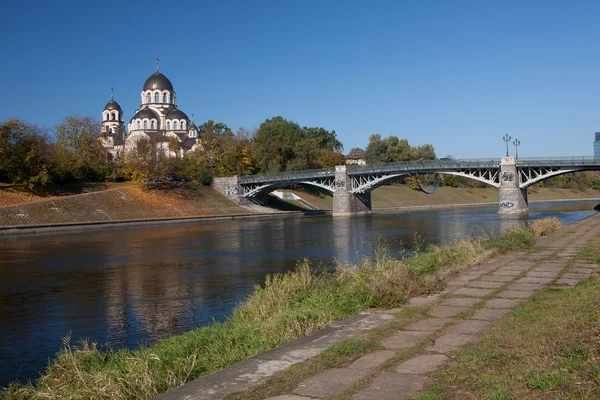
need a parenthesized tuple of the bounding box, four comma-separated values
(526, 271, 560, 278)
(562, 273, 590, 280)
(406, 294, 440, 307)
(294, 368, 371, 397)
(442, 297, 481, 307)
(395, 354, 450, 374)
(426, 333, 478, 353)
(497, 289, 537, 299)
(349, 350, 396, 370)
(479, 275, 514, 282)
(383, 331, 431, 349)
(405, 318, 453, 331)
(265, 396, 312, 400)
(500, 265, 531, 271)
(428, 305, 470, 318)
(451, 287, 495, 297)
(556, 278, 579, 286)
(533, 264, 565, 272)
(351, 372, 430, 400)
(471, 307, 512, 320)
(493, 270, 524, 276)
(570, 267, 595, 273)
(448, 320, 491, 335)
(467, 280, 506, 289)
(506, 282, 545, 291)
(484, 298, 521, 309)
(518, 276, 554, 284)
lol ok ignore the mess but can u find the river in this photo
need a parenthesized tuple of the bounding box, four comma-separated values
(0, 200, 598, 388)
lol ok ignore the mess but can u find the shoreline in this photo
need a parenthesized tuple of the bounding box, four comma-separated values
(1, 198, 598, 237)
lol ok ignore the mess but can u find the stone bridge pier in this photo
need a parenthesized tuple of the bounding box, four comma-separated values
(498, 156, 528, 214)
(212, 176, 267, 207)
(333, 166, 372, 216)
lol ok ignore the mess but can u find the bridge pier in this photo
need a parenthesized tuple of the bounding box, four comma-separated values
(498, 157, 529, 214)
(333, 165, 372, 216)
(211, 176, 255, 206)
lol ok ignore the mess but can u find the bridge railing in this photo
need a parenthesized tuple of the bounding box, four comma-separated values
(516, 156, 600, 167)
(347, 158, 501, 175)
(239, 167, 336, 184)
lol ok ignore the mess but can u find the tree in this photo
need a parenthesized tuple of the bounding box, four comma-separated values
(252, 116, 343, 173)
(365, 134, 436, 164)
(198, 120, 231, 136)
(0, 119, 51, 188)
(348, 147, 365, 158)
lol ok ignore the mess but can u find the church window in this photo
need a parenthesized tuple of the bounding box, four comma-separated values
(143, 120, 148, 129)
(173, 121, 178, 130)
(181, 121, 186, 130)
(154, 93, 160, 103)
(152, 120, 156, 129)
(146, 93, 151, 103)
(136, 121, 140, 129)
(167, 121, 171, 129)
(163, 93, 168, 103)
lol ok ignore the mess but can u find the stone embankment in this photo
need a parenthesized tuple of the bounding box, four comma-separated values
(154, 212, 600, 400)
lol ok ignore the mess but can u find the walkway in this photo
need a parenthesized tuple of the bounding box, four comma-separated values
(155, 213, 600, 400)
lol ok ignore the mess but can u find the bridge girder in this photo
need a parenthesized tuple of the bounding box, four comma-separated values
(518, 167, 582, 188)
(242, 178, 335, 198)
(350, 168, 500, 194)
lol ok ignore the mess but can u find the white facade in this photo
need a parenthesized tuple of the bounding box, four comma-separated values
(100, 68, 200, 158)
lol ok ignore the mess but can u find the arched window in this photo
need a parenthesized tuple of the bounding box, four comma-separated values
(171, 95, 175, 104)
(181, 121, 186, 130)
(173, 121, 178, 130)
(167, 121, 170, 129)
(109, 113, 114, 121)
(143, 120, 148, 129)
(136, 121, 140, 129)
(151, 120, 156, 129)
(163, 93, 167, 103)
(146, 93, 151, 103)
(113, 112, 118, 120)
(154, 93, 159, 103)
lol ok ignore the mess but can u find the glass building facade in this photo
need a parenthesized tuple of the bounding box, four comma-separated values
(595, 132, 600, 158)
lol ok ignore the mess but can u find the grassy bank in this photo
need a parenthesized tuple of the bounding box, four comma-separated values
(416, 233, 600, 400)
(279, 186, 600, 211)
(0, 218, 564, 400)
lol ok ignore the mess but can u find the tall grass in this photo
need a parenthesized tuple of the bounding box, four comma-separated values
(0, 218, 563, 400)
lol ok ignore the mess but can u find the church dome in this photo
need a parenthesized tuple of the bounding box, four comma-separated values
(143, 72, 174, 91)
(103, 99, 122, 111)
(166, 108, 189, 120)
(131, 108, 159, 122)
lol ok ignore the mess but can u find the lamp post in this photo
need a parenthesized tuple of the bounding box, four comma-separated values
(502, 134, 512, 157)
(513, 139, 520, 159)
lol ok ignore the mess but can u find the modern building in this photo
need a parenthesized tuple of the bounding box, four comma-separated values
(100, 65, 200, 157)
(595, 132, 600, 158)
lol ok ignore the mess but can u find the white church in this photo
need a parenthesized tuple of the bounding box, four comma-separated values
(100, 64, 201, 157)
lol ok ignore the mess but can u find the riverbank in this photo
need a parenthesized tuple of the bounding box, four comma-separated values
(0, 217, 568, 399)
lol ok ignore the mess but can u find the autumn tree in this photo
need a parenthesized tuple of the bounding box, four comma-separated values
(364, 134, 436, 164)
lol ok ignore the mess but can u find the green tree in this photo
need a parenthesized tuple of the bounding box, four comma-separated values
(198, 120, 231, 136)
(252, 116, 343, 173)
(348, 147, 365, 158)
(364, 134, 436, 164)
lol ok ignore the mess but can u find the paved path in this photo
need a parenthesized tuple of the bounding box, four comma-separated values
(154, 213, 600, 400)
(266, 213, 600, 400)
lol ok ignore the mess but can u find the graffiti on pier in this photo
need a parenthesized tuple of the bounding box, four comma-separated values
(499, 201, 515, 209)
(224, 186, 238, 196)
(334, 179, 346, 189)
(501, 171, 515, 182)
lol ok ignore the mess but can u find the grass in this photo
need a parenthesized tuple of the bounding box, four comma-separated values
(0, 218, 564, 400)
(416, 234, 600, 400)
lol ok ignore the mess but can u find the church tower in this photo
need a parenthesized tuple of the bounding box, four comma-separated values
(100, 88, 126, 155)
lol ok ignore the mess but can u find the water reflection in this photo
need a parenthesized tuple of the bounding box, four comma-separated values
(0, 200, 597, 387)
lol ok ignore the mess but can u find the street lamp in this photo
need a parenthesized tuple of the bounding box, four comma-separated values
(502, 134, 512, 157)
(513, 138, 520, 159)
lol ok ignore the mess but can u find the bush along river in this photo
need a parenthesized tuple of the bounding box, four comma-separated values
(0, 199, 597, 388)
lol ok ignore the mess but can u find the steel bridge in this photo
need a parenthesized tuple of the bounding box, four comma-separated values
(237, 156, 600, 197)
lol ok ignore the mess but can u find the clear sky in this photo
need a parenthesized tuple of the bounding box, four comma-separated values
(1, 0, 599, 158)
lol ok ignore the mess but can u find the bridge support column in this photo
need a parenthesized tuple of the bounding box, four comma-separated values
(498, 157, 528, 214)
(211, 176, 254, 205)
(333, 165, 372, 216)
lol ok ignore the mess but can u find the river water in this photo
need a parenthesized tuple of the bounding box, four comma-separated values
(0, 200, 598, 387)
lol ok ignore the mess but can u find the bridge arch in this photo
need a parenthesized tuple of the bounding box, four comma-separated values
(243, 181, 334, 198)
(519, 168, 593, 188)
(351, 171, 500, 194)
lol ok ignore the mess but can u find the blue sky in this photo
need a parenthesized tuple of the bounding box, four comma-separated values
(1, 0, 599, 158)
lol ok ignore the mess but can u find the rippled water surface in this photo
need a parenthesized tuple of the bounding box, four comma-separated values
(0, 200, 597, 387)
